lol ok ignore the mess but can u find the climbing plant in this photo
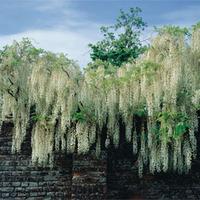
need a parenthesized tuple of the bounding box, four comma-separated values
(0, 23, 200, 177)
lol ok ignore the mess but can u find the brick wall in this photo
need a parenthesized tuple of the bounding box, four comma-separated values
(1, 122, 200, 199)
(107, 150, 200, 200)
(71, 152, 107, 200)
(0, 122, 72, 200)
(0, 122, 107, 200)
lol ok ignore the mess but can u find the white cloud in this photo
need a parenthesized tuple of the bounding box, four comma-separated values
(35, 0, 69, 12)
(163, 5, 200, 26)
(0, 0, 103, 68)
(140, 26, 156, 45)
(0, 27, 101, 68)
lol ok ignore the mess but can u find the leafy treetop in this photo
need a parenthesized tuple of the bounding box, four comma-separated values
(88, 7, 147, 68)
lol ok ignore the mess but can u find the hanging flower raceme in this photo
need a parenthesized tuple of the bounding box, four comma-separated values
(29, 52, 81, 166)
(0, 39, 41, 152)
(0, 24, 200, 176)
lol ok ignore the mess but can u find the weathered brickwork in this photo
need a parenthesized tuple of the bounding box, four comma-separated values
(1, 122, 200, 199)
(71, 152, 107, 200)
(0, 123, 72, 200)
(107, 152, 200, 199)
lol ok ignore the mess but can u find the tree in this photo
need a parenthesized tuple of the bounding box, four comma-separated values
(88, 7, 147, 67)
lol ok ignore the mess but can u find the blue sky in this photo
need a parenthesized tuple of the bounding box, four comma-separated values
(0, 0, 200, 67)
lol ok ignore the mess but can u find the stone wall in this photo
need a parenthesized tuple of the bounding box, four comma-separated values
(1, 122, 200, 199)
(71, 153, 107, 200)
(107, 155, 200, 199)
(0, 122, 72, 199)
(0, 123, 107, 200)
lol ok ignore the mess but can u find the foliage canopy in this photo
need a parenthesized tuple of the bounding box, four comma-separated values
(88, 7, 147, 67)
(0, 23, 200, 177)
